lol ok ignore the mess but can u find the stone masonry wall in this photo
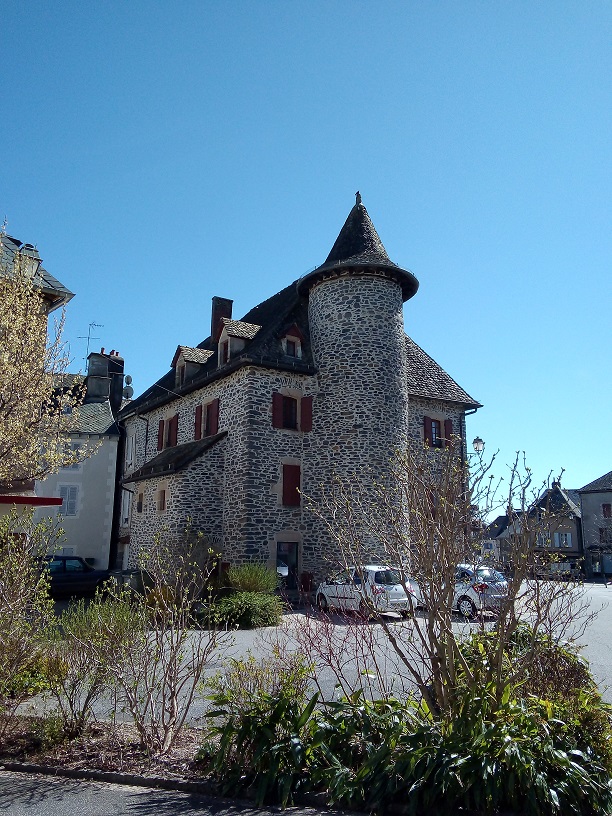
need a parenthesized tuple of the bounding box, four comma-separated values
(302, 273, 410, 576)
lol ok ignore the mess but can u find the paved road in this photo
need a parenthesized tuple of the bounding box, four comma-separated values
(0, 771, 357, 816)
(46, 581, 612, 725)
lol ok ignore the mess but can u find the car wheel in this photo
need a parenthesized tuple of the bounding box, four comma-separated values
(317, 594, 329, 613)
(457, 596, 477, 618)
(401, 596, 415, 618)
(358, 599, 370, 619)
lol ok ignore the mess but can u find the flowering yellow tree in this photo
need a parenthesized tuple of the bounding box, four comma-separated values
(0, 233, 84, 490)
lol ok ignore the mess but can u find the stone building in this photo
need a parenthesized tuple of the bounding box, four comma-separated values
(118, 196, 481, 584)
(579, 471, 612, 578)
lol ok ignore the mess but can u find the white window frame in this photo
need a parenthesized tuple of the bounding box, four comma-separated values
(125, 433, 135, 470)
(282, 335, 302, 359)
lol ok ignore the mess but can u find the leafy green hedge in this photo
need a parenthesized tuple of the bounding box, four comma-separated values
(214, 592, 284, 629)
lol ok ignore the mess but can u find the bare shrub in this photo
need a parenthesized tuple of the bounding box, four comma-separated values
(73, 528, 231, 755)
(299, 444, 599, 715)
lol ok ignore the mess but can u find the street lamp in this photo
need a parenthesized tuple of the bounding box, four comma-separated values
(472, 437, 485, 454)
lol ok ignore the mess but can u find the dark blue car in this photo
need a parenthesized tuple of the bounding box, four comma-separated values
(43, 556, 110, 598)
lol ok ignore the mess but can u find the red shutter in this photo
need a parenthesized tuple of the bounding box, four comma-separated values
(423, 416, 432, 447)
(444, 419, 453, 447)
(209, 398, 219, 436)
(282, 464, 301, 506)
(169, 414, 179, 447)
(157, 419, 165, 451)
(272, 392, 283, 428)
(301, 396, 313, 432)
(194, 404, 202, 440)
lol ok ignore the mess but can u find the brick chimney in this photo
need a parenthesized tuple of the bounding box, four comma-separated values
(211, 296, 233, 341)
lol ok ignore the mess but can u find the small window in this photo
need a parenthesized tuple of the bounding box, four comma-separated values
(600, 528, 612, 545)
(603, 504, 611, 519)
(157, 489, 166, 513)
(177, 364, 185, 385)
(125, 434, 135, 469)
(220, 341, 229, 364)
(136, 492, 143, 513)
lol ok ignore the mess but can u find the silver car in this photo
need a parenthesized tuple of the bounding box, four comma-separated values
(316, 565, 416, 616)
(413, 564, 509, 618)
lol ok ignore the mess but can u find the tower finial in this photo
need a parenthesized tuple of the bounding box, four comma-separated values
(355, 190, 362, 206)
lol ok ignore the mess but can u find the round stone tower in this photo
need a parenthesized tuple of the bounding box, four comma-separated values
(298, 194, 419, 570)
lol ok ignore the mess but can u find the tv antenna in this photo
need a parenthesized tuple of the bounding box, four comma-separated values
(78, 321, 104, 364)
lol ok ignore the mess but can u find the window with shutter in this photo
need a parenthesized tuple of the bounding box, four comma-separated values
(282, 464, 301, 506)
(301, 396, 313, 432)
(168, 414, 179, 447)
(272, 392, 284, 428)
(444, 419, 453, 447)
(204, 398, 219, 436)
(157, 420, 165, 451)
(60, 485, 78, 516)
(195, 404, 203, 440)
(423, 416, 433, 446)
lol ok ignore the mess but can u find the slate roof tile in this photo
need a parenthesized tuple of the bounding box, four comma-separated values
(404, 336, 481, 408)
(221, 318, 261, 339)
(579, 471, 612, 493)
(123, 432, 227, 483)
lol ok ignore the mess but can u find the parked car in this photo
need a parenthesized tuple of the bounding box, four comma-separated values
(412, 563, 509, 618)
(316, 565, 416, 616)
(42, 555, 110, 598)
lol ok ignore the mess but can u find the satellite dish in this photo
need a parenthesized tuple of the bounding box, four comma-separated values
(122, 385, 134, 399)
(125, 374, 133, 385)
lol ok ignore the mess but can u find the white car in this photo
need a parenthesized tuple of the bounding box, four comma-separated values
(316, 565, 416, 616)
(412, 563, 509, 618)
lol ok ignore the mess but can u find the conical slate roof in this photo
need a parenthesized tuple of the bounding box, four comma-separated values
(297, 193, 419, 300)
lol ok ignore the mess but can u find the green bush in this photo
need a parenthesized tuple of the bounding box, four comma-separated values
(456, 626, 612, 777)
(214, 592, 283, 628)
(225, 563, 279, 593)
(204, 648, 312, 716)
(200, 673, 318, 807)
(310, 688, 612, 815)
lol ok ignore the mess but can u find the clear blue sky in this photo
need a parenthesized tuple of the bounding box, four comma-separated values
(2, 1, 610, 494)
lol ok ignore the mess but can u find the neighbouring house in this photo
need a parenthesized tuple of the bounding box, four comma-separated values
(579, 471, 612, 578)
(118, 195, 481, 585)
(482, 482, 583, 576)
(0, 233, 74, 517)
(34, 350, 125, 568)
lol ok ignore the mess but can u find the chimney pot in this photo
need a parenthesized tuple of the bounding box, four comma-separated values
(100, 347, 105, 354)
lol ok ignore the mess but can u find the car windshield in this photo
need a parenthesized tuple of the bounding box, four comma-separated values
(475, 567, 505, 582)
(374, 569, 401, 586)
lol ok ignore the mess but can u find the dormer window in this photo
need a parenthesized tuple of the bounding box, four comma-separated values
(172, 346, 214, 388)
(281, 325, 303, 359)
(217, 318, 261, 368)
